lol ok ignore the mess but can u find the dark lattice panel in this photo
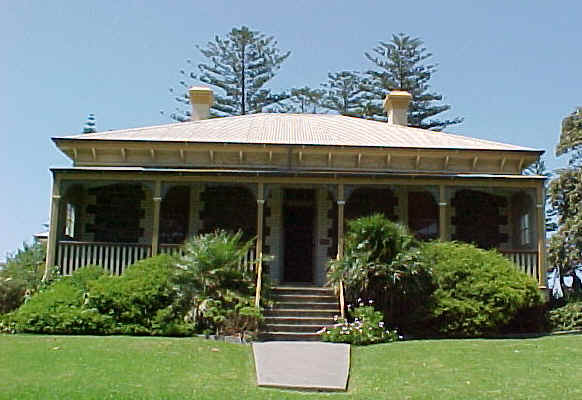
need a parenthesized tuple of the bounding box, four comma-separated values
(408, 191, 438, 241)
(200, 186, 257, 241)
(86, 184, 145, 243)
(451, 189, 508, 249)
(160, 186, 190, 244)
(345, 187, 398, 222)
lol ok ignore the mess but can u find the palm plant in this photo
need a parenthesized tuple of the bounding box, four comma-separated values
(172, 230, 261, 334)
(328, 214, 433, 325)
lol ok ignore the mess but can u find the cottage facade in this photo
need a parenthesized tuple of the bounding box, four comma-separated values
(45, 89, 546, 292)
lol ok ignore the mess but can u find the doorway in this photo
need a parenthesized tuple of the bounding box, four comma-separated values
(283, 189, 315, 283)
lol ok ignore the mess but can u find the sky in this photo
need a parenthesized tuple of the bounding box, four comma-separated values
(0, 0, 581, 261)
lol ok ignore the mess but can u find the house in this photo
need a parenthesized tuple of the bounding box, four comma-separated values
(45, 88, 546, 294)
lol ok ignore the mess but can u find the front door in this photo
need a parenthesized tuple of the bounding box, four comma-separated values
(283, 189, 315, 283)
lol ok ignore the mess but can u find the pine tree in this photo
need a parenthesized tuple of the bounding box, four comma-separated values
(169, 26, 290, 121)
(320, 71, 369, 117)
(284, 87, 325, 113)
(523, 158, 557, 232)
(82, 114, 96, 133)
(549, 107, 582, 271)
(364, 33, 462, 130)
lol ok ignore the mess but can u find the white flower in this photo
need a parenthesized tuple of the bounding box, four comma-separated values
(379, 322, 384, 328)
(334, 315, 338, 321)
(368, 299, 374, 304)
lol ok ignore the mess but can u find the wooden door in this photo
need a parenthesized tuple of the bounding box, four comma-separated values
(283, 190, 315, 283)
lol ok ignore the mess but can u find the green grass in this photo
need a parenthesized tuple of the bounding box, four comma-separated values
(1, 334, 581, 399)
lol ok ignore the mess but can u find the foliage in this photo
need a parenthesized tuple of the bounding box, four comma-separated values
(419, 241, 544, 337)
(170, 26, 290, 120)
(0, 241, 46, 314)
(364, 33, 462, 130)
(280, 87, 325, 113)
(320, 71, 369, 116)
(0, 277, 25, 316)
(6, 266, 113, 334)
(523, 157, 557, 232)
(173, 230, 266, 335)
(82, 113, 96, 133)
(87, 255, 183, 335)
(327, 214, 433, 327)
(549, 106, 582, 272)
(549, 301, 582, 331)
(322, 304, 399, 345)
(556, 107, 582, 165)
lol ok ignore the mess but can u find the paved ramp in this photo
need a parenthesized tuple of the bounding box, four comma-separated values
(252, 341, 350, 391)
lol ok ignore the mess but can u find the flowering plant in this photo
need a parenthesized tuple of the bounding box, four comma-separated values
(321, 302, 400, 345)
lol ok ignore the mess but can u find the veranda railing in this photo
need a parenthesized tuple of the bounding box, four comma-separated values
(500, 249, 539, 280)
(56, 241, 152, 275)
(56, 241, 256, 276)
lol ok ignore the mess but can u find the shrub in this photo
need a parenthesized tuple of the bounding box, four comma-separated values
(327, 214, 433, 328)
(0, 277, 26, 315)
(549, 301, 582, 331)
(322, 304, 400, 345)
(0, 242, 46, 314)
(7, 266, 112, 334)
(173, 230, 266, 335)
(87, 255, 180, 333)
(418, 241, 544, 337)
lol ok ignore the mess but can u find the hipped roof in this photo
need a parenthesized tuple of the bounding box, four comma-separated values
(55, 113, 542, 153)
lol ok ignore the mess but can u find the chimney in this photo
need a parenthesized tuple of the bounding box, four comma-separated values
(188, 86, 213, 121)
(383, 90, 412, 126)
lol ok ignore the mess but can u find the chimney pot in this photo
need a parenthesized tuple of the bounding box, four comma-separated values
(383, 90, 412, 126)
(188, 86, 213, 121)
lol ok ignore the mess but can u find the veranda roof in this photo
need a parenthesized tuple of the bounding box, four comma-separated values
(55, 113, 541, 153)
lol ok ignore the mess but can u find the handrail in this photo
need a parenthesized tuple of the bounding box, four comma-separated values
(255, 252, 262, 308)
(499, 249, 538, 254)
(339, 280, 346, 319)
(57, 240, 151, 247)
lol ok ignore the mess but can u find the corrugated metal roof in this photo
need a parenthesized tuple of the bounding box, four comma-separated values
(55, 113, 540, 152)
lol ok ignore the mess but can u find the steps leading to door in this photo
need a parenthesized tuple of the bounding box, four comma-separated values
(260, 285, 340, 341)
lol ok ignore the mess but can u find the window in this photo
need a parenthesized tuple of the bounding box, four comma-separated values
(520, 213, 530, 246)
(65, 203, 75, 238)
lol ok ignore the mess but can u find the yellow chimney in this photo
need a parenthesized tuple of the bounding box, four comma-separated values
(383, 90, 412, 126)
(188, 87, 213, 121)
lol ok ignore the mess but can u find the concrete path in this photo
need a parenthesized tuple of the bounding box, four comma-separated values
(252, 341, 350, 391)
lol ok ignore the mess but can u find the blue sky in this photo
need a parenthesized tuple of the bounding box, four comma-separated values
(1, 0, 581, 261)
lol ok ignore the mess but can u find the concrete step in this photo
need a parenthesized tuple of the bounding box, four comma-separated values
(259, 331, 323, 342)
(272, 286, 336, 296)
(264, 323, 331, 333)
(273, 294, 338, 303)
(272, 301, 339, 310)
(262, 285, 339, 341)
(264, 309, 340, 318)
(264, 316, 336, 325)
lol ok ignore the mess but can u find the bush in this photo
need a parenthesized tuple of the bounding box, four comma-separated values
(549, 301, 582, 331)
(327, 214, 433, 328)
(418, 241, 544, 337)
(322, 304, 400, 345)
(173, 230, 266, 335)
(0, 278, 26, 315)
(87, 255, 181, 334)
(0, 242, 46, 314)
(7, 266, 112, 334)
(4, 234, 266, 338)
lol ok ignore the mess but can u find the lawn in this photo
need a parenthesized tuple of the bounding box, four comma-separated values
(1, 334, 580, 399)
